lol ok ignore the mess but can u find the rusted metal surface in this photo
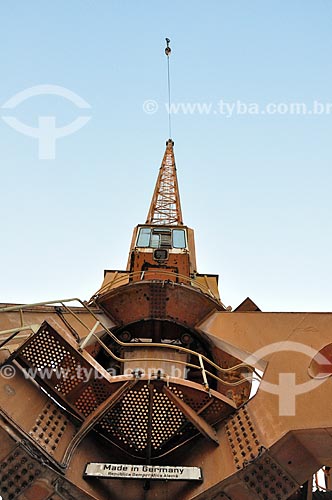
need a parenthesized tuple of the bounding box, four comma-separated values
(95, 279, 223, 327)
(163, 386, 219, 444)
(2, 307, 332, 499)
(62, 379, 138, 465)
(0, 316, 236, 464)
(1, 305, 331, 500)
(0, 140, 332, 500)
(0, 301, 113, 352)
(224, 405, 261, 470)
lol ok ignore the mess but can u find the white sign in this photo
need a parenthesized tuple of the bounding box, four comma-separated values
(84, 463, 202, 481)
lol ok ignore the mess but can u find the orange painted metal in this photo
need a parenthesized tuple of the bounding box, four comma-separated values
(146, 139, 183, 225)
(0, 140, 331, 500)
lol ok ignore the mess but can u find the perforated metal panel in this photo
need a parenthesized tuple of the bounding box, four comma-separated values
(238, 452, 298, 500)
(29, 402, 68, 456)
(16, 321, 114, 419)
(74, 379, 112, 417)
(100, 384, 150, 451)
(225, 406, 261, 469)
(97, 383, 205, 457)
(15, 321, 236, 460)
(19, 326, 81, 396)
(0, 447, 41, 500)
(151, 387, 185, 449)
(181, 389, 210, 412)
(202, 398, 231, 422)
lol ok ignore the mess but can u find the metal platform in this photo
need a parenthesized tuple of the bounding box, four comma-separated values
(4, 318, 237, 461)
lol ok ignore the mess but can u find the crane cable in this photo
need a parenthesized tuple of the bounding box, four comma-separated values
(165, 37, 172, 139)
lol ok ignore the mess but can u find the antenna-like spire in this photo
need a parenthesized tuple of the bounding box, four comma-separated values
(145, 39, 182, 225)
(165, 37, 172, 139)
(146, 139, 183, 225)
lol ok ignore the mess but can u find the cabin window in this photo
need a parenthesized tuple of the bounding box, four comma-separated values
(158, 229, 172, 248)
(172, 229, 186, 248)
(150, 233, 160, 248)
(137, 228, 151, 247)
(136, 227, 186, 249)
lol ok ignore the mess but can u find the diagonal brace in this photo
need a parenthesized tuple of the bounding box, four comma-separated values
(163, 386, 219, 445)
(62, 379, 138, 465)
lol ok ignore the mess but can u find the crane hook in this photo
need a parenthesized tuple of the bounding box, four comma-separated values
(165, 37, 171, 57)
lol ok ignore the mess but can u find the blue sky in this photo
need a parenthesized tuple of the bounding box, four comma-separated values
(0, 1, 332, 311)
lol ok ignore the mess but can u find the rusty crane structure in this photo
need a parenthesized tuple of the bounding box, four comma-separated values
(0, 42, 331, 500)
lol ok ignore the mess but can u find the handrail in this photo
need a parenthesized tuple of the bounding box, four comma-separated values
(0, 298, 249, 374)
(0, 298, 88, 314)
(0, 297, 256, 390)
(91, 269, 222, 303)
(92, 333, 253, 390)
(0, 325, 39, 348)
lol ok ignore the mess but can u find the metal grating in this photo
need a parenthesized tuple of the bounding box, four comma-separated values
(0, 447, 41, 500)
(203, 399, 230, 421)
(151, 387, 186, 449)
(16, 321, 114, 419)
(29, 401, 68, 455)
(74, 380, 112, 417)
(19, 326, 81, 396)
(15, 321, 236, 460)
(181, 390, 210, 412)
(238, 452, 298, 500)
(225, 405, 261, 469)
(100, 385, 150, 450)
(98, 383, 188, 455)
